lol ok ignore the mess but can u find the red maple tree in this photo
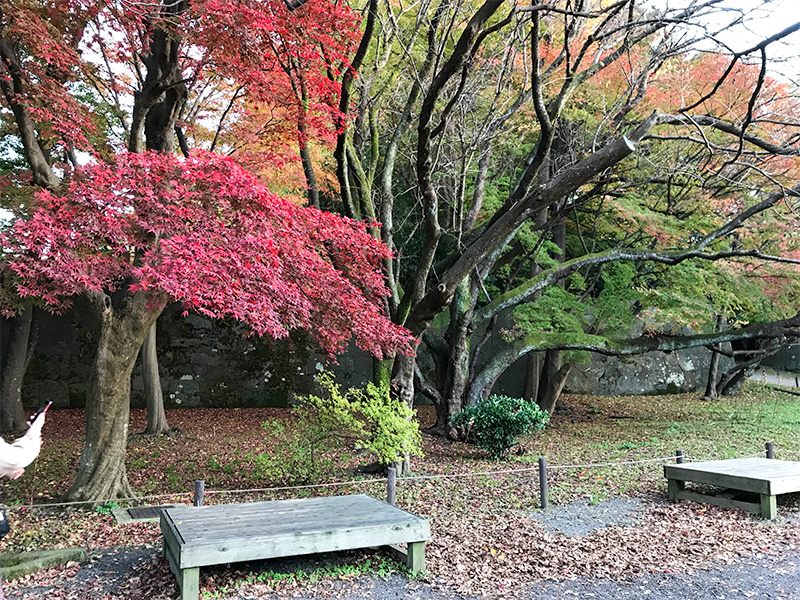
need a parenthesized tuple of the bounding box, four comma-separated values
(2, 151, 412, 357)
(0, 0, 402, 500)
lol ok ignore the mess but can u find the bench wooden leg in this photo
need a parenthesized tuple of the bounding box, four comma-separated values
(178, 567, 200, 600)
(760, 494, 777, 520)
(667, 478, 685, 500)
(406, 541, 425, 573)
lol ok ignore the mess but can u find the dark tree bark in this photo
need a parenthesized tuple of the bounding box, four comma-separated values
(523, 353, 542, 403)
(704, 315, 728, 399)
(64, 0, 189, 500)
(0, 306, 35, 433)
(66, 292, 165, 502)
(140, 323, 171, 436)
(127, 0, 191, 442)
(712, 339, 785, 398)
(435, 279, 477, 437)
(705, 347, 722, 399)
(537, 360, 572, 414)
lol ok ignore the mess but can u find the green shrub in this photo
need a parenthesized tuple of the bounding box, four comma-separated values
(254, 420, 335, 484)
(295, 372, 423, 466)
(257, 373, 423, 483)
(450, 395, 549, 459)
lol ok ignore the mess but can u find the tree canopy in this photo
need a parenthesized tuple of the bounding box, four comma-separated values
(1, 151, 412, 356)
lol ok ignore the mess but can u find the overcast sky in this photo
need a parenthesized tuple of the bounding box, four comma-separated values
(659, 0, 800, 82)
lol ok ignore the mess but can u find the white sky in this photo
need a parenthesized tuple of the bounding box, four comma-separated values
(660, 0, 800, 82)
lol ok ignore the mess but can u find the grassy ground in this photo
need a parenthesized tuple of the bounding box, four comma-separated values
(2, 381, 800, 597)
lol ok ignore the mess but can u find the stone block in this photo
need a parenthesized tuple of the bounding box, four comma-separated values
(0, 547, 87, 580)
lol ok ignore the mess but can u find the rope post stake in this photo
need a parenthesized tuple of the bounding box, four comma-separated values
(538, 457, 548, 511)
(676, 450, 684, 464)
(766, 442, 774, 460)
(386, 467, 397, 506)
(194, 480, 205, 507)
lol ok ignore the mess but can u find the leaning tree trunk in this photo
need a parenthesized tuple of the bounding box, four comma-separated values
(65, 291, 164, 502)
(0, 306, 35, 433)
(718, 368, 751, 396)
(537, 355, 573, 414)
(709, 338, 783, 399)
(140, 322, 171, 436)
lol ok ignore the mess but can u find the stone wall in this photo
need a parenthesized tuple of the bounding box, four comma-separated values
(19, 302, 728, 409)
(564, 345, 730, 396)
(22, 300, 312, 409)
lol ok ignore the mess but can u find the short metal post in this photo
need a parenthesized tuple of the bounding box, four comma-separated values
(538, 457, 548, 510)
(387, 467, 396, 506)
(676, 449, 684, 464)
(193, 479, 205, 507)
(766, 442, 774, 459)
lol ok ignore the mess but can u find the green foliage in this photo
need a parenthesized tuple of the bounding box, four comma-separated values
(199, 556, 408, 597)
(255, 418, 332, 484)
(297, 372, 423, 465)
(94, 501, 118, 515)
(639, 259, 788, 331)
(593, 262, 640, 333)
(256, 373, 422, 483)
(450, 395, 549, 459)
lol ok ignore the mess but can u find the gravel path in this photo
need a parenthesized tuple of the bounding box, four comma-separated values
(6, 497, 800, 599)
(523, 551, 800, 599)
(7, 545, 800, 600)
(229, 551, 800, 599)
(529, 497, 649, 537)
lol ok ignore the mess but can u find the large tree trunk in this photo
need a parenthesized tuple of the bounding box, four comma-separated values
(704, 315, 729, 399)
(140, 322, 171, 436)
(0, 306, 35, 433)
(523, 353, 542, 403)
(704, 347, 722, 399)
(434, 280, 475, 436)
(65, 292, 164, 502)
(537, 356, 573, 414)
(391, 350, 419, 476)
(130, 2, 189, 440)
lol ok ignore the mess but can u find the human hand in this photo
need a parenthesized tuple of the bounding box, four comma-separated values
(27, 412, 46, 428)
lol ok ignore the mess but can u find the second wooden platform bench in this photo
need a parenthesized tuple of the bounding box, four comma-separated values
(664, 457, 800, 519)
(160, 494, 430, 600)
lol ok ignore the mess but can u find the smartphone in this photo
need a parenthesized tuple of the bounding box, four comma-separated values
(32, 401, 52, 420)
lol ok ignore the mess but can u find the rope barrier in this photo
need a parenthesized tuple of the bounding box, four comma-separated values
(5, 452, 698, 511)
(6, 478, 387, 511)
(7, 442, 788, 511)
(203, 478, 388, 496)
(547, 455, 678, 470)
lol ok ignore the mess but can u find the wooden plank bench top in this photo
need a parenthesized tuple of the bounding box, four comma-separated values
(664, 457, 800, 519)
(160, 494, 430, 600)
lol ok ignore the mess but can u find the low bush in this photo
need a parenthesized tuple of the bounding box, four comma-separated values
(257, 373, 422, 483)
(450, 395, 549, 459)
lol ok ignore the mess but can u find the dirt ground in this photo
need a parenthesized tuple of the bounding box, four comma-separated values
(5, 495, 800, 600)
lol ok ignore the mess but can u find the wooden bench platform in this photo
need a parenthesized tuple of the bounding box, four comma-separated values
(160, 494, 430, 600)
(664, 457, 800, 519)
